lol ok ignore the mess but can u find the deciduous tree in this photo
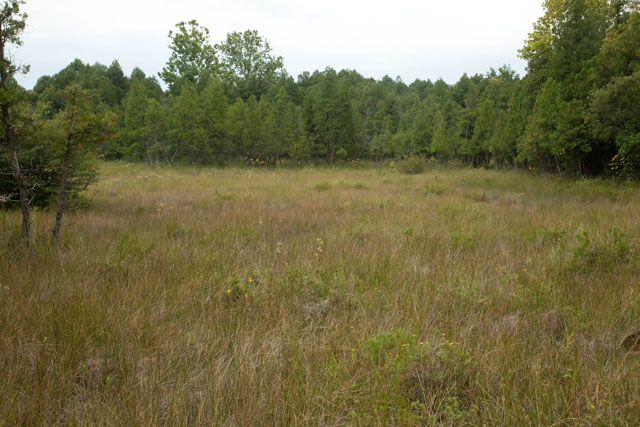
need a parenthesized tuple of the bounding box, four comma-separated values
(160, 20, 218, 95)
(218, 30, 284, 100)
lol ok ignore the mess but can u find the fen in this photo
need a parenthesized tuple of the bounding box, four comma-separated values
(1, 162, 639, 425)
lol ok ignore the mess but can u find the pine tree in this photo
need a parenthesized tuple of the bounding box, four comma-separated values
(120, 78, 150, 162)
(200, 79, 228, 162)
(272, 87, 296, 159)
(167, 83, 208, 164)
(143, 98, 168, 167)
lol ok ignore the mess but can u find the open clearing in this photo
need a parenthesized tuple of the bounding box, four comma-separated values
(2, 163, 640, 425)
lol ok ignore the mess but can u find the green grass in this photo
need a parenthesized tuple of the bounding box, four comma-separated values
(1, 162, 640, 425)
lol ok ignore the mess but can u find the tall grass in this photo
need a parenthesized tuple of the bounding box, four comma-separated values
(1, 163, 639, 425)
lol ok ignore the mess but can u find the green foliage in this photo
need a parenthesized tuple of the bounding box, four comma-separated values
(364, 330, 422, 365)
(167, 83, 208, 164)
(0, 109, 57, 207)
(609, 154, 639, 179)
(302, 68, 357, 161)
(461, 98, 495, 166)
(532, 227, 567, 244)
(49, 84, 113, 239)
(1, 85, 110, 209)
(272, 87, 296, 159)
(313, 181, 331, 191)
(0, 0, 31, 242)
(143, 98, 168, 166)
(159, 20, 218, 95)
(335, 147, 348, 160)
(517, 0, 640, 175)
(431, 111, 453, 159)
(218, 29, 284, 100)
(112, 233, 155, 266)
(223, 275, 254, 301)
(118, 78, 149, 160)
(588, 70, 640, 174)
(491, 91, 527, 166)
(12, 4, 640, 178)
(200, 79, 229, 162)
(397, 156, 426, 174)
(570, 227, 632, 271)
(448, 233, 476, 250)
(594, 10, 640, 83)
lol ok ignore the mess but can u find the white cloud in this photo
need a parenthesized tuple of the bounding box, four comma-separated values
(15, 0, 543, 88)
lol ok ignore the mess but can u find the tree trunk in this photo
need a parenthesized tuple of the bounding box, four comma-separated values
(52, 147, 71, 244)
(3, 107, 30, 246)
(555, 156, 563, 179)
(144, 134, 153, 166)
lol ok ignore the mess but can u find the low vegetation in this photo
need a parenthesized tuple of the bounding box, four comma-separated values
(1, 163, 639, 424)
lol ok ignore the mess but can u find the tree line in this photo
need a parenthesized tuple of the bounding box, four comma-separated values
(1, 0, 640, 245)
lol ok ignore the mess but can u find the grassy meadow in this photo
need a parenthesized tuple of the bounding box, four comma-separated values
(1, 162, 640, 425)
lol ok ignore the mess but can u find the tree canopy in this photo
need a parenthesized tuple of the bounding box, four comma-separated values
(3, 0, 640, 216)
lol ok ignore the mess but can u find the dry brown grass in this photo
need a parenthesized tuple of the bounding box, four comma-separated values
(1, 162, 640, 425)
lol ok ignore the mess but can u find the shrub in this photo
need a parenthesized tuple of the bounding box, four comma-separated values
(570, 227, 631, 271)
(397, 157, 426, 174)
(335, 148, 348, 160)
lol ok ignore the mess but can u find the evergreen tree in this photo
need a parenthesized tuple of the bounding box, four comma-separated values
(167, 83, 208, 164)
(470, 98, 496, 166)
(431, 111, 453, 160)
(49, 85, 112, 242)
(225, 98, 249, 157)
(200, 79, 228, 162)
(0, 0, 30, 244)
(272, 87, 296, 159)
(491, 91, 527, 167)
(119, 78, 150, 161)
(143, 98, 168, 167)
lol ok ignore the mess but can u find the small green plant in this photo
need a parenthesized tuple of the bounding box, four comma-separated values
(397, 157, 426, 174)
(215, 190, 236, 200)
(378, 199, 395, 208)
(402, 334, 478, 423)
(526, 226, 567, 245)
(314, 237, 325, 258)
(351, 182, 368, 190)
(442, 396, 476, 423)
(537, 227, 567, 244)
(570, 227, 631, 271)
(364, 330, 424, 366)
(224, 274, 255, 301)
(113, 234, 155, 264)
(448, 233, 476, 250)
(313, 181, 331, 191)
(422, 183, 445, 196)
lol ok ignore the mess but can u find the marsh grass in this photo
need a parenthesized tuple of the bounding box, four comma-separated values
(1, 162, 640, 425)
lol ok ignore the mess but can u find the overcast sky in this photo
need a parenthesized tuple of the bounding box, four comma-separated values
(15, 0, 543, 89)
